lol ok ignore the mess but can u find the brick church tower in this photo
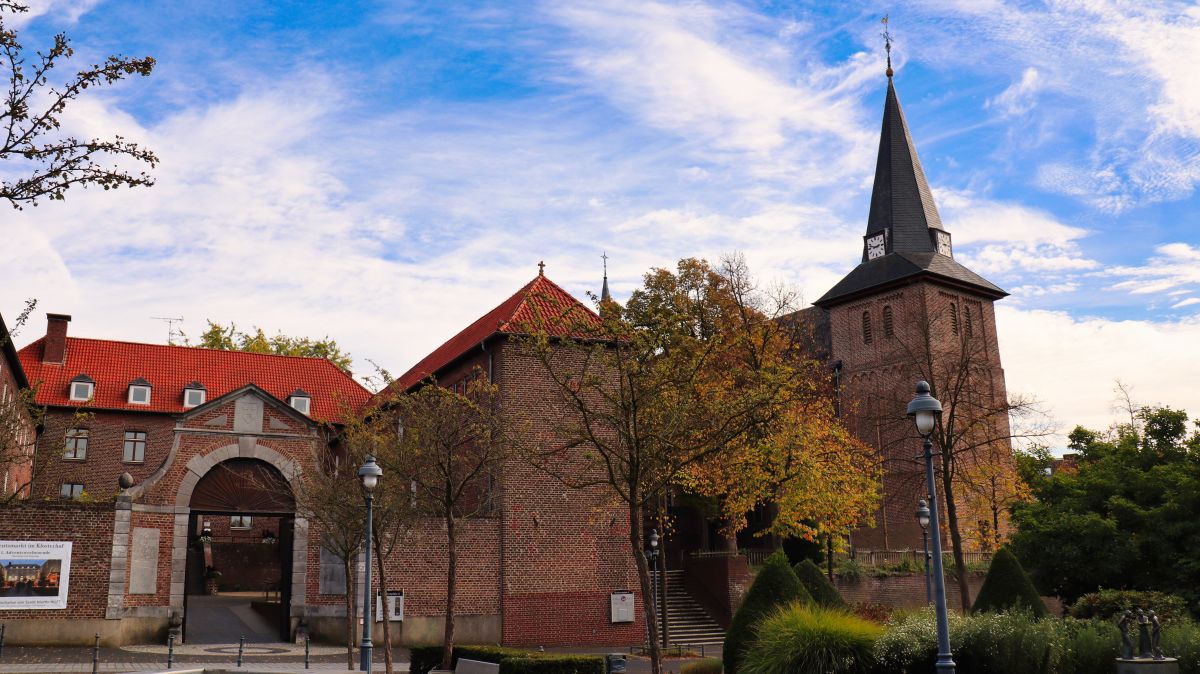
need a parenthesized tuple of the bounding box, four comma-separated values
(812, 70, 1011, 551)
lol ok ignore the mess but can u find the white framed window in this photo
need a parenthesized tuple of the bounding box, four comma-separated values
(60, 482, 84, 499)
(289, 395, 311, 415)
(230, 515, 252, 529)
(184, 388, 206, 408)
(69, 380, 94, 402)
(128, 384, 151, 405)
(63, 428, 88, 460)
(123, 431, 147, 463)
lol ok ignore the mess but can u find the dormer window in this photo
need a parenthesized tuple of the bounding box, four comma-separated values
(69, 374, 95, 402)
(183, 381, 207, 408)
(288, 388, 311, 416)
(128, 378, 152, 405)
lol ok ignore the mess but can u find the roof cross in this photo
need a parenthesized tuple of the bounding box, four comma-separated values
(538, 260, 545, 276)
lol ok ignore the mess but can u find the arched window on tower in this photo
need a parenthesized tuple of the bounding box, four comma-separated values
(966, 305, 974, 337)
(950, 303, 959, 336)
(883, 305, 894, 338)
(862, 311, 873, 344)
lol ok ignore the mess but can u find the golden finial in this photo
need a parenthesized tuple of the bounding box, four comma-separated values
(881, 15, 894, 78)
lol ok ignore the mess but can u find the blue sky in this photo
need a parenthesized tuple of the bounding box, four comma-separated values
(3, 0, 1200, 439)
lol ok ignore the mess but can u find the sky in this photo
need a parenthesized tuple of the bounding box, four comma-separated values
(2, 0, 1199, 444)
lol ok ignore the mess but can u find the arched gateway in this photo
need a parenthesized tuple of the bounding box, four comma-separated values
(180, 456, 300, 643)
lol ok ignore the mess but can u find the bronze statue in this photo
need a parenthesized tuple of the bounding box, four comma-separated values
(1137, 609, 1153, 658)
(1118, 610, 1134, 659)
(1150, 610, 1163, 659)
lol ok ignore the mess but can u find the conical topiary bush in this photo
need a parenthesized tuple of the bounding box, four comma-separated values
(971, 547, 1047, 617)
(723, 550, 813, 674)
(794, 559, 847, 609)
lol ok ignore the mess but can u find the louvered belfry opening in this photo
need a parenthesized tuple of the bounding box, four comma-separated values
(190, 458, 294, 513)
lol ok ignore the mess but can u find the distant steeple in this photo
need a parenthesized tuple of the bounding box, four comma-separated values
(865, 74, 944, 257)
(600, 252, 612, 303)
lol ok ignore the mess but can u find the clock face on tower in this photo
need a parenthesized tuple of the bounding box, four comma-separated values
(866, 233, 886, 260)
(935, 230, 952, 257)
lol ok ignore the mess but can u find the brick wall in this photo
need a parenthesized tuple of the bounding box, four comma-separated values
(835, 571, 986, 611)
(496, 341, 645, 647)
(0, 501, 116, 620)
(34, 409, 176, 501)
(828, 280, 1011, 551)
(0, 348, 34, 499)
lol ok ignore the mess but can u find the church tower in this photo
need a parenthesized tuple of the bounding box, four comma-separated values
(813, 69, 1011, 550)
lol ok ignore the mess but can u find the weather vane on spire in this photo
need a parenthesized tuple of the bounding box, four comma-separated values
(881, 15, 894, 78)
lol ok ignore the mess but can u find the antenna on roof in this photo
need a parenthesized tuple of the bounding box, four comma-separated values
(881, 15, 894, 78)
(151, 316, 184, 346)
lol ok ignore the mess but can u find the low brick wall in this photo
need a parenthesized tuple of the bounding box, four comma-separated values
(835, 571, 986, 610)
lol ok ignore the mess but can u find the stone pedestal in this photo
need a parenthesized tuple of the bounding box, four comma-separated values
(1117, 658, 1180, 674)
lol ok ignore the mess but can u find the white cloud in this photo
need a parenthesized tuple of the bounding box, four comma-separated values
(987, 67, 1041, 117)
(1107, 242, 1200, 298)
(1171, 297, 1200, 309)
(998, 307, 1200, 441)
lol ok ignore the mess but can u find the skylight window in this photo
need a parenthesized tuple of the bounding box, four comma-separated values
(288, 388, 311, 416)
(128, 378, 152, 405)
(69, 374, 95, 402)
(183, 381, 207, 408)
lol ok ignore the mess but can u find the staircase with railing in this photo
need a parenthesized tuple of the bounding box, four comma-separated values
(650, 569, 725, 648)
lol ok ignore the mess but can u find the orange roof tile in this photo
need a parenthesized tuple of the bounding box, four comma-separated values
(390, 273, 602, 392)
(18, 337, 370, 422)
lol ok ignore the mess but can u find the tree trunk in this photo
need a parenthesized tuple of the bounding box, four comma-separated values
(940, 454, 971, 612)
(441, 513, 458, 671)
(343, 556, 356, 671)
(629, 498, 663, 674)
(374, 531, 393, 674)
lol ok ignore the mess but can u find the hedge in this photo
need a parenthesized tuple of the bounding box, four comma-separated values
(794, 559, 847, 609)
(723, 549, 813, 674)
(971, 547, 1047, 618)
(1069, 589, 1189, 623)
(410, 645, 601, 674)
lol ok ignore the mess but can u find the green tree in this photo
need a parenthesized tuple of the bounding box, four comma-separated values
(1010, 406, 1200, 605)
(190, 321, 353, 372)
(971, 547, 1047, 617)
(1, 2, 156, 208)
(724, 550, 812, 674)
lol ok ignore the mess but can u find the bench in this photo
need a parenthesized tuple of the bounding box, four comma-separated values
(456, 658, 501, 674)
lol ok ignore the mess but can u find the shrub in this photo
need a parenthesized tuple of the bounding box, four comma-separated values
(794, 559, 847, 609)
(740, 603, 881, 674)
(1069, 589, 1189, 624)
(409, 645, 590, 674)
(971, 548, 1047, 617)
(723, 550, 813, 674)
(499, 655, 604, 674)
(680, 658, 723, 674)
(836, 557, 866, 583)
(876, 608, 1064, 674)
(1058, 619, 1119, 674)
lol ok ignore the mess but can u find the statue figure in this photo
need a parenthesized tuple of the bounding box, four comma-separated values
(1150, 610, 1163, 659)
(1118, 610, 1134, 659)
(1137, 609, 1153, 658)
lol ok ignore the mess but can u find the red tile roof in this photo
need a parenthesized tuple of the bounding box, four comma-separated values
(18, 337, 370, 422)
(391, 273, 603, 392)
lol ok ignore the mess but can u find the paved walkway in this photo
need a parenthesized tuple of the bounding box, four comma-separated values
(0, 644, 708, 673)
(185, 596, 282, 645)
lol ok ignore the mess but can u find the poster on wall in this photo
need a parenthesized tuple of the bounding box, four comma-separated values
(0, 541, 72, 610)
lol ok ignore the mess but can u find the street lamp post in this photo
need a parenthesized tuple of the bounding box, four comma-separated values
(647, 529, 660, 648)
(916, 499, 932, 605)
(358, 455, 383, 673)
(907, 381, 955, 673)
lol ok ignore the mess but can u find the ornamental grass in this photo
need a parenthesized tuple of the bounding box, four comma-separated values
(740, 603, 881, 674)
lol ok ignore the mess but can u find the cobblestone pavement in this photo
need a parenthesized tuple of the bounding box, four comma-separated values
(0, 645, 709, 673)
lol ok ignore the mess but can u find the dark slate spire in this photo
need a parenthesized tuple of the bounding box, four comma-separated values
(865, 76, 944, 255)
(814, 73, 1006, 308)
(600, 252, 612, 304)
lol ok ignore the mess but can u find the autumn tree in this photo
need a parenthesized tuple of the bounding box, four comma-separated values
(281, 445, 364, 670)
(1, 2, 156, 208)
(0, 300, 41, 503)
(336, 392, 420, 674)
(521, 256, 867, 674)
(375, 375, 514, 671)
(189, 321, 353, 372)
